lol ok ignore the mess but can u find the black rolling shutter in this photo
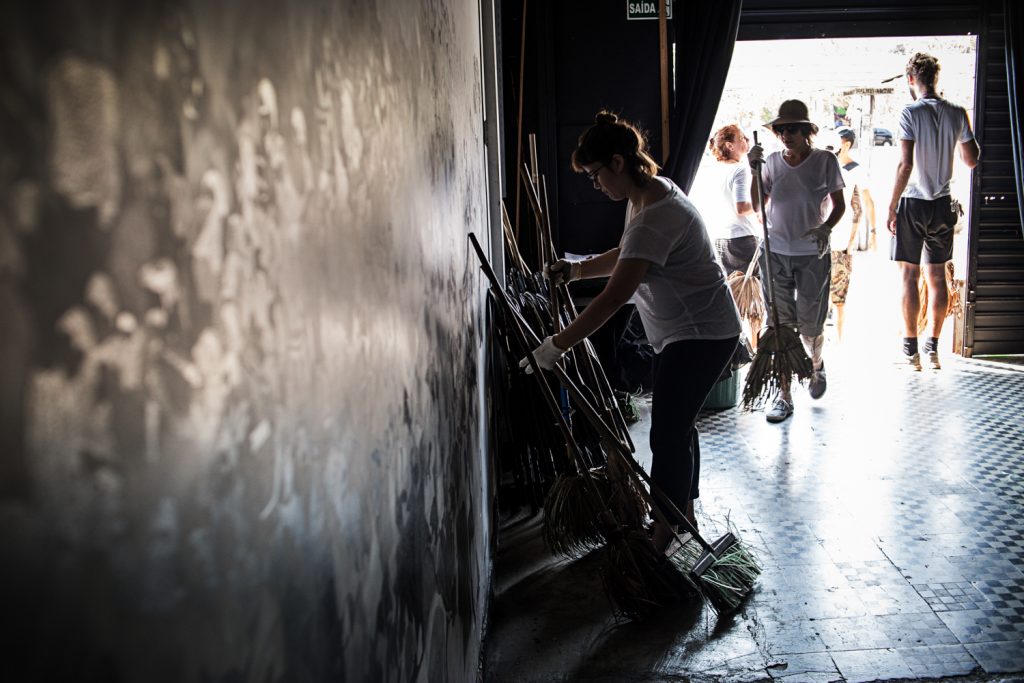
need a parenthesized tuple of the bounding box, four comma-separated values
(965, 0, 1024, 356)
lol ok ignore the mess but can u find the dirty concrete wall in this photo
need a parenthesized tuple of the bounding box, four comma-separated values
(0, 1, 490, 680)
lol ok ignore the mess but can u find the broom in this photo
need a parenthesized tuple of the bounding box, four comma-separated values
(727, 242, 765, 345)
(470, 233, 695, 619)
(741, 132, 813, 410)
(515, 171, 647, 556)
(552, 364, 760, 612)
(489, 232, 759, 610)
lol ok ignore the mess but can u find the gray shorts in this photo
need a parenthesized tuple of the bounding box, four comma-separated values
(759, 251, 831, 337)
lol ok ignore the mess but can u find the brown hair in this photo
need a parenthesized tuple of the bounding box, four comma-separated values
(906, 52, 941, 90)
(571, 111, 659, 186)
(709, 124, 744, 162)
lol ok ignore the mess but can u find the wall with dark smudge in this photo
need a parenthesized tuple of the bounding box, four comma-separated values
(0, 1, 489, 680)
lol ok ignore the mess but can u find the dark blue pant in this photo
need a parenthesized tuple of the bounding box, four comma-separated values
(650, 336, 738, 524)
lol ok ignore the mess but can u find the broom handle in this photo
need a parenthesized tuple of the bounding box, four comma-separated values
(469, 233, 609, 504)
(751, 132, 782, 330)
(501, 201, 531, 275)
(551, 364, 719, 556)
(555, 282, 636, 451)
(744, 241, 761, 279)
(549, 282, 633, 453)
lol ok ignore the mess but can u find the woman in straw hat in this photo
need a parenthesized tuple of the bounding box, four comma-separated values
(747, 100, 845, 423)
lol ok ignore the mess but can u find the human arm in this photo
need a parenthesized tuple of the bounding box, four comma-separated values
(732, 164, 756, 217)
(546, 247, 621, 284)
(803, 189, 846, 258)
(747, 144, 767, 213)
(843, 190, 861, 253)
(861, 187, 876, 232)
(552, 257, 648, 351)
(888, 139, 915, 234)
(959, 109, 980, 169)
(522, 256, 647, 371)
(959, 139, 980, 169)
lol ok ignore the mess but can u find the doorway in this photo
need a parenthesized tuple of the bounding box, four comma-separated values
(692, 35, 978, 363)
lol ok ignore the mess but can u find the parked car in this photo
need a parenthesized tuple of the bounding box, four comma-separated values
(873, 127, 894, 146)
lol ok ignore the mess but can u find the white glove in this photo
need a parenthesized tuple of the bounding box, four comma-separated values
(747, 144, 765, 168)
(544, 259, 582, 286)
(519, 335, 566, 374)
(802, 224, 832, 259)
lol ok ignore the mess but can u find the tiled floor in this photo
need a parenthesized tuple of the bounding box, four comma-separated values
(484, 252, 1024, 682)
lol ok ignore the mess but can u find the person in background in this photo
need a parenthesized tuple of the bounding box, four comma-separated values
(699, 124, 762, 348)
(828, 126, 875, 339)
(837, 126, 876, 252)
(529, 111, 741, 552)
(748, 100, 845, 423)
(888, 52, 980, 370)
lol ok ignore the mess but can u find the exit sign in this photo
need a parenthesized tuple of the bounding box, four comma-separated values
(627, 0, 672, 20)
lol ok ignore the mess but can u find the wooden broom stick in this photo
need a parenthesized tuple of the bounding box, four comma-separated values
(658, 0, 670, 163)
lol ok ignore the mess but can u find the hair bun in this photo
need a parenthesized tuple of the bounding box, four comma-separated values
(594, 111, 619, 125)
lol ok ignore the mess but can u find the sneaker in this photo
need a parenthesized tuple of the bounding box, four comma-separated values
(927, 351, 941, 370)
(809, 363, 827, 399)
(766, 397, 794, 423)
(905, 352, 922, 371)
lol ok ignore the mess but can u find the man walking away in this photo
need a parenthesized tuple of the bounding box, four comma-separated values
(888, 52, 980, 371)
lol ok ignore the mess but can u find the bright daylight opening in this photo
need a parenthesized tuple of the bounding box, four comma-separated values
(692, 35, 978, 364)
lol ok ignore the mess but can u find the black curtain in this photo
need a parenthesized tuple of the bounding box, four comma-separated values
(1006, 0, 1024, 239)
(664, 0, 743, 194)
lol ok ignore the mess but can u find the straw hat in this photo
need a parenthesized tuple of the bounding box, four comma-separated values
(764, 100, 819, 134)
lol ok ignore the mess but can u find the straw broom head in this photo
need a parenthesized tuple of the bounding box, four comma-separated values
(727, 270, 766, 323)
(600, 523, 698, 620)
(543, 471, 610, 557)
(741, 326, 813, 410)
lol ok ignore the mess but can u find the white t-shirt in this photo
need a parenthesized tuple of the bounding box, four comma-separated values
(898, 97, 975, 200)
(762, 148, 845, 257)
(618, 177, 742, 353)
(691, 162, 759, 240)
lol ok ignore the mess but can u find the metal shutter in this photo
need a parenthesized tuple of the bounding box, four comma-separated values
(964, 0, 1024, 356)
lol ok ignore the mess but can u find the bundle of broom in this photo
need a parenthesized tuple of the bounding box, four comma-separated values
(470, 232, 694, 619)
(542, 279, 651, 557)
(915, 260, 960, 335)
(550, 345, 760, 612)
(724, 241, 765, 350)
(514, 157, 648, 557)
(741, 132, 813, 410)
(727, 242, 765, 349)
(485, 232, 761, 610)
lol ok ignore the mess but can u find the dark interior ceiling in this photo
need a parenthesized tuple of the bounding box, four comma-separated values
(739, 0, 982, 39)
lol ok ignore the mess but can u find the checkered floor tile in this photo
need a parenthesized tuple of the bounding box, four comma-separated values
(914, 581, 991, 611)
(937, 608, 1024, 643)
(965, 639, 1024, 674)
(487, 346, 1024, 682)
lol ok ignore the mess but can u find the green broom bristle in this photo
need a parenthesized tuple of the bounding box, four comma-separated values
(666, 528, 761, 613)
(697, 542, 761, 612)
